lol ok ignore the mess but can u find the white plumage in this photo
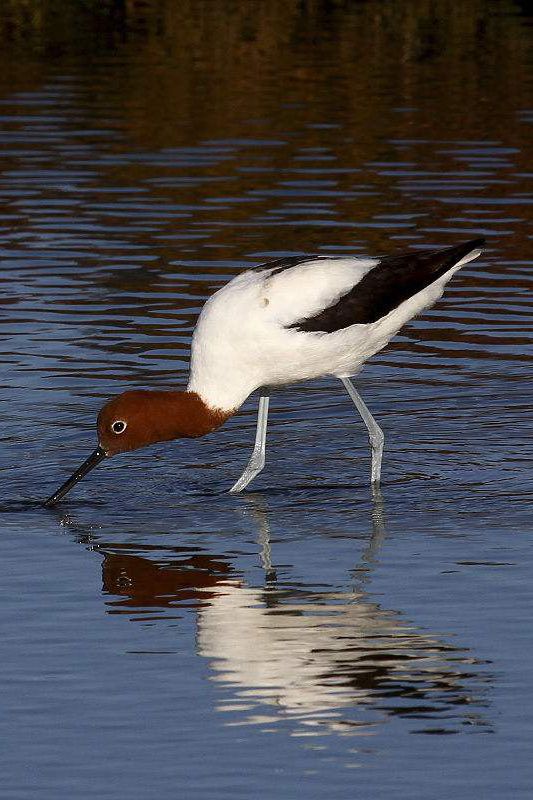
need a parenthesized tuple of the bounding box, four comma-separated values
(188, 257, 373, 409)
(188, 247, 482, 413)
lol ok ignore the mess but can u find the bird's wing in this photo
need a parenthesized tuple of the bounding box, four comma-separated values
(253, 256, 378, 328)
(286, 239, 485, 333)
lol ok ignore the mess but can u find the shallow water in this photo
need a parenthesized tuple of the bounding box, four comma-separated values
(0, 2, 532, 798)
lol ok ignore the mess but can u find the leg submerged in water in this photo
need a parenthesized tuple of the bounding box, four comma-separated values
(340, 377, 384, 487)
(229, 395, 270, 493)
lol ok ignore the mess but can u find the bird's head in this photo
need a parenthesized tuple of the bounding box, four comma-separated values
(43, 390, 230, 507)
(97, 390, 175, 456)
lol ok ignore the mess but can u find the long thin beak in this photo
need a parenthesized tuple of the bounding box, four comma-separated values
(43, 446, 107, 507)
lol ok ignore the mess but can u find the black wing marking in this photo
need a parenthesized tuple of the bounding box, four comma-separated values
(287, 238, 485, 333)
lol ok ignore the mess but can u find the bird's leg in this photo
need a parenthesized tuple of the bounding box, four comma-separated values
(340, 377, 384, 488)
(229, 396, 270, 493)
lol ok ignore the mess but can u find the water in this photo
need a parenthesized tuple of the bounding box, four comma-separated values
(0, 2, 532, 797)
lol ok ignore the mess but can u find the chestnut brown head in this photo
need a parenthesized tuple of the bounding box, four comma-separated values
(43, 389, 230, 507)
(97, 390, 179, 456)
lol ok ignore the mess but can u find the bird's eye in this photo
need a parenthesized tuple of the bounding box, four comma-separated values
(111, 420, 127, 435)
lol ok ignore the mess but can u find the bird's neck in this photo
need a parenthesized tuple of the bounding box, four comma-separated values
(142, 390, 233, 440)
(187, 346, 258, 414)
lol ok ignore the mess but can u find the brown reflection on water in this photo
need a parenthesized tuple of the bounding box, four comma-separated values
(2, 1, 531, 144)
(0, 1, 531, 395)
(102, 545, 237, 615)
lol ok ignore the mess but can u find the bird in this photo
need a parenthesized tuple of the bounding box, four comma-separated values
(44, 237, 485, 506)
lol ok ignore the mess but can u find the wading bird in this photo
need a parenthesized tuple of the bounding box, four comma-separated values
(44, 238, 485, 506)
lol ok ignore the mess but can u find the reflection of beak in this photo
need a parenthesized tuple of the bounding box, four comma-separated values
(43, 446, 107, 507)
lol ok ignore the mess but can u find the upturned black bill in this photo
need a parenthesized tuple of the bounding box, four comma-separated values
(43, 446, 107, 507)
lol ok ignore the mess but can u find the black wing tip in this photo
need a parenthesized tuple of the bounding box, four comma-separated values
(394, 237, 486, 271)
(463, 236, 486, 251)
(438, 237, 486, 257)
(410, 237, 485, 259)
(439, 237, 486, 265)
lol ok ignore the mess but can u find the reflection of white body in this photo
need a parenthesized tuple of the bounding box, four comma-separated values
(197, 582, 472, 728)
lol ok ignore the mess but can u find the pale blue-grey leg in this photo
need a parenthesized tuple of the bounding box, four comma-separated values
(229, 396, 270, 493)
(340, 377, 384, 487)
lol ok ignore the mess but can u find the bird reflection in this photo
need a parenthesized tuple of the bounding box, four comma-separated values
(102, 548, 237, 614)
(60, 497, 490, 735)
(195, 497, 489, 733)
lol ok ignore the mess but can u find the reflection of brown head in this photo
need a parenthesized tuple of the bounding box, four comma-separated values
(102, 549, 236, 610)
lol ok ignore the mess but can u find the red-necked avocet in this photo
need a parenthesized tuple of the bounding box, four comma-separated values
(44, 238, 485, 506)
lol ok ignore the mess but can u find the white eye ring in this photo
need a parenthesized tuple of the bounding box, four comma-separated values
(111, 420, 127, 435)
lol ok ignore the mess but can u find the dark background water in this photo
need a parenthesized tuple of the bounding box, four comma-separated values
(0, 2, 531, 798)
